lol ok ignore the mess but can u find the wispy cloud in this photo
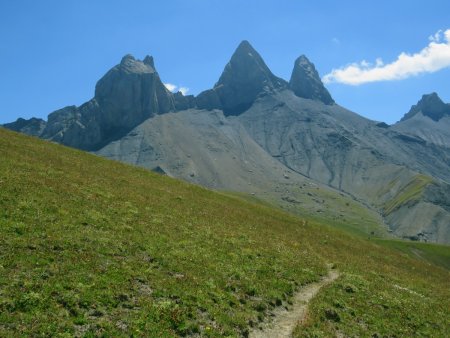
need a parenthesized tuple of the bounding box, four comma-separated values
(164, 83, 190, 95)
(323, 29, 450, 85)
(164, 83, 177, 92)
(178, 87, 189, 95)
(429, 30, 443, 42)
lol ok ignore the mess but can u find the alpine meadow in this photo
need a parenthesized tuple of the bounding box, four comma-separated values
(1, 1, 450, 337)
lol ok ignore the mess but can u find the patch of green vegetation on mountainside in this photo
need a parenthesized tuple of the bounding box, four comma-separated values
(230, 182, 390, 240)
(284, 185, 390, 239)
(0, 128, 449, 337)
(383, 175, 433, 216)
(374, 239, 450, 271)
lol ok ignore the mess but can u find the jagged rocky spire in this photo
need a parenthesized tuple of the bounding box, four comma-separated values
(289, 55, 334, 105)
(42, 54, 176, 151)
(212, 40, 287, 116)
(4, 45, 342, 151)
(401, 92, 450, 122)
(143, 55, 155, 68)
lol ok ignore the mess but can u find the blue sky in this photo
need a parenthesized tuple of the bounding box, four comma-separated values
(1, 0, 449, 124)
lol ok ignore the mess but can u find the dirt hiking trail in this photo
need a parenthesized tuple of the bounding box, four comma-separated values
(249, 268, 339, 338)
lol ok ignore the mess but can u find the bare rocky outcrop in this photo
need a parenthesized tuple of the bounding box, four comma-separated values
(289, 55, 334, 105)
(237, 90, 450, 243)
(3, 117, 46, 137)
(392, 93, 450, 148)
(174, 91, 196, 111)
(7, 54, 178, 150)
(400, 92, 450, 122)
(195, 89, 223, 111)
(211, 40, 287, 116)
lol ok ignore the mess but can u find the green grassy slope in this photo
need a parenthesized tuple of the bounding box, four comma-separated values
(383, 174, 433, 216)
(0, 128, 449, 337)
(373, 239, 450, 271)
(294, 232, 450, 337)
(227, 189, 389, 240)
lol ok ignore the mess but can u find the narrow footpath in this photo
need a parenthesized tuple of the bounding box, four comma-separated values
(249, 268, 339, 338)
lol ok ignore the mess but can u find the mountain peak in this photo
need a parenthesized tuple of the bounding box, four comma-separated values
(118, 54, 155, 74)
(227, 40, 263, 62)
(297, 54, 309, 63)
(235, 40, 254, 52)
(143, 55, 155, 68)
(213, 41, 287, 116)
(401, 92, 450, 122)
(289, 55, 334, 105)
(121, 54, 135, 63)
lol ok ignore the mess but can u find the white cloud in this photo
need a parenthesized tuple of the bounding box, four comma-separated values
(164, 83, 189, 95)
(164, 83, 177, 92)
(429, 29, 443, 42)
(323, 29, 450, 85)
(179, 87, 189, 95)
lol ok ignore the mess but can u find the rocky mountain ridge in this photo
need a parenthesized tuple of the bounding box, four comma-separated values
(400, 92, 450, 122)
(392, 92, 450, 148)
(4, 41, 450, 244)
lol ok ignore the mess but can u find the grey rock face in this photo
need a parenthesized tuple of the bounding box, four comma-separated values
(289, 55, 334, 105)
(392, 93, 450, 148)
(174, 92, 196, 111)
(237, 90, 450, 243)
(195, 89, 223, 110)
(41, 101, 105, 150)
(213, 40, 287, 116)
(97, 108, 384, 233)
(8, 54, 177, 150)
(41, 105, 79, 141)
(401, 92, 450, 122)
(143, 55, 155, 68)
(3, 117, 47, 137)
(93, 54, 175, 137)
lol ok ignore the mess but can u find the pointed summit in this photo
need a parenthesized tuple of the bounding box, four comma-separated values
(289, 55, 334, 105)
(213, 40, 287, 115)
(94, 54, 175, 127)
(401, 93, 450, 122)
(117, 54, 155, 74)
(143, 55, 155, 69)
(42, 54, 176, 150)
(120, 54, 135, 63)
(232, 40, 255, 54)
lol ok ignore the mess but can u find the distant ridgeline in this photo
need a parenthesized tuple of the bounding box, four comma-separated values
(4, 41, 450, 244)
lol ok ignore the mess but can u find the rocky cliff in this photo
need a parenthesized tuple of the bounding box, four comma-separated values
(289, 55, 334, 104)
(6, 54, 179, 150)
(392, 93, 450, 148)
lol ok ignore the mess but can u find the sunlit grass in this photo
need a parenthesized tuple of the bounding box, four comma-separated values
(0, 128, 448, 337)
